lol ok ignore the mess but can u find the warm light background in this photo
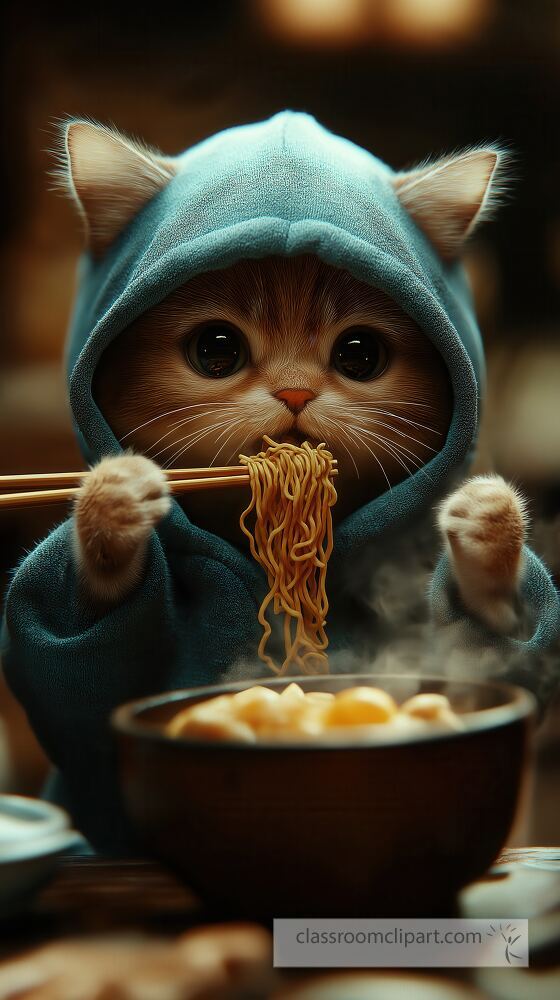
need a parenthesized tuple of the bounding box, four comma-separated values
(0, 2, 558, 837)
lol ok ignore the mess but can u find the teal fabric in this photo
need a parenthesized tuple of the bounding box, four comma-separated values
(2, 111, 558, 848)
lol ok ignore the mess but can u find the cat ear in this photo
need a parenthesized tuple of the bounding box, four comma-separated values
(57, 119, 176, 257)
(392, 147, 509, 260)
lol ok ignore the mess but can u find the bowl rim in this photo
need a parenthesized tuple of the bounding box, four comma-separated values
(0, 794, 70, 843)
(111, 673, 536, 751)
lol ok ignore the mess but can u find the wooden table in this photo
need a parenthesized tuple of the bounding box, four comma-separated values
(0, 857, 202, 956)
(1, 850, 560, 998)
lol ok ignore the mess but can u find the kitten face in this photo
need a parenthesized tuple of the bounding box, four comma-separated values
(94, 255, 452, 531)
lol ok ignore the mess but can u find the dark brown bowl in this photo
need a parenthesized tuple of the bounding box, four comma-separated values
(111, 674, 535, 918)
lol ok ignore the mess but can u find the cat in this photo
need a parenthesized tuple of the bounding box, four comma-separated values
(63, 121, 526, 634)
(6, 111, 556, 850)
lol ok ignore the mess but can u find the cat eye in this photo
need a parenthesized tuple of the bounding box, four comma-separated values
(332, 328, 388, 382)
(185, 322, 248, 378)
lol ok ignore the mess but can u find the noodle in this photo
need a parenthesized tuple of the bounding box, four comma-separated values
(239, 436, 337, 676)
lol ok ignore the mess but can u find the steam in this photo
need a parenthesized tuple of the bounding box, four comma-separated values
(225, 511, 559, 717)
(358, 533, 558, 715)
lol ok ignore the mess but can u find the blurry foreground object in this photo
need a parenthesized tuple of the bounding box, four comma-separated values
(273, 970, 486, 998)
(257, 0, 371, 44)
(0, 924, 273, 1000)
(0, 796, 80, 917)
(257, 0, 494, 48)
(383, 0, 493, 47)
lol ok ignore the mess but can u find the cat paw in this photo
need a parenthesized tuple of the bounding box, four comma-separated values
(438, 474, 528, 633)
(73, 454, 170, 600)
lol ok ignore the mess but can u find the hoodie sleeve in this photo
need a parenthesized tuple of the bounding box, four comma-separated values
(429, 545, 560, 712)
(0, 518, 178, 847)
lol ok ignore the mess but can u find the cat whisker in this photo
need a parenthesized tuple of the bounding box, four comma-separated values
(369, 432, 420, 470)
(335, 434, 362, 481)
(348, 413, 440, 453)
(167, 403, 242, 430)
(381, 438, 435, 484)
(351, 423, 415, 481)
(349, 421, 414, 458)
(159, 418, 238, 468)
(119, 401, 243, 442)
(377, 440, 416, 478)
(150, 427, 211, 465)
(329, 412, 418, 491)
(167, 414, 249, 467)
(145, 407, 238, 457)
(345, 414, 439, 485)
(353, 424, 428, 467)
(224, 424, 260, 466)
(319, 414, 362, 480)
(340, 421, 401, 491)
(352, 398, 437, 411)
(349, 407, 442, 436)
(321, 413, 390, 486)
(208, 420, 248, 467)
(150, 413, 241, 463)
(351, 424, 435, 484)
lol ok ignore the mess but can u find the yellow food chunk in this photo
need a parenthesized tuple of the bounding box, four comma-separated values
(258, 683, 317, 734)
(166, 696, 229, 737)
(304, 691, 335, 706)
(259, 712, 325, 739)
(400, 693, 463, 731)
(167, 695, 256, 742)
(165, 684, 464, 742)
(175, 714, 257, 742)
(280, 682, 306, 700)
(255, 699, 311, 734)
(233, 685, 335, 736)
(400, 693, 452, 719)
(324, 686, 398, 727)
(230, 685, 280, 725)
(224, 683, 307, 734)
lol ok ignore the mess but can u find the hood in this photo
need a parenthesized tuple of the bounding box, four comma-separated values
(65, 110, 484, 559)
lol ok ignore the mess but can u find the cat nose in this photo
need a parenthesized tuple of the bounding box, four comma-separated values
(274, 388, 316, 414)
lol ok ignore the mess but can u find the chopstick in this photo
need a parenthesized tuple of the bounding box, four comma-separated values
(0, 462, 337, 510)
(0, 470, 249, 511)
(0, 466, 248, 491)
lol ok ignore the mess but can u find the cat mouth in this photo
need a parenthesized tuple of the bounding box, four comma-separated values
(270, 430, 318, 448)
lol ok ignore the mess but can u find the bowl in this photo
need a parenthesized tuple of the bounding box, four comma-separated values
(0, 795, 82, 915)
(112, 674, 535, 918)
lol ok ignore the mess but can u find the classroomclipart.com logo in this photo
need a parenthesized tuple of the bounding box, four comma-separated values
(273, 918, 529, 967)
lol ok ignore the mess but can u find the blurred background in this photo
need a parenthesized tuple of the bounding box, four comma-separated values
(0, 1, 558, 836)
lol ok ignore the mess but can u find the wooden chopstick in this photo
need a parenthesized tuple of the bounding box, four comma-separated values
(0, 466, 248, 492)
(0, 460, 338, 511)
(0, 474, 252, 510)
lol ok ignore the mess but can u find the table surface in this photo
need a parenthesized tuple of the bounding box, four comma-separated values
(2, 849, 560, 997)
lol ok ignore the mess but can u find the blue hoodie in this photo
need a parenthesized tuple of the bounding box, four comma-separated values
(2, 112, 558, 848)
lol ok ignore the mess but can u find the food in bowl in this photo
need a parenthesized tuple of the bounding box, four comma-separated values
(165, 682, 464, 742)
